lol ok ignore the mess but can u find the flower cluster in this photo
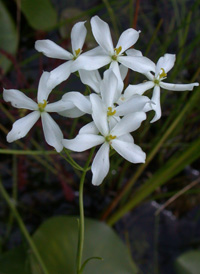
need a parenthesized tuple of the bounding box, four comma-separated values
(3, 16, 199, 186)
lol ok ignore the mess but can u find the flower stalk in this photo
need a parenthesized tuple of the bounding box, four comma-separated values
(76, 148, 95, 273)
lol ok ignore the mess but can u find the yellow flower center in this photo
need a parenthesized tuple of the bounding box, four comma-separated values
(154, 68, 167, 85)
(105, 134, 116, 143)
(107, 107, 116, 116)
(38, 100, 47, 112)
(112, 46, 122, 60)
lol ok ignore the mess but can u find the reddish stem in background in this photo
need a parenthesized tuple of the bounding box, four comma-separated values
(0, 49, 28, 88)
(133, 0, 140, 29)
(124, 0, 140, 88)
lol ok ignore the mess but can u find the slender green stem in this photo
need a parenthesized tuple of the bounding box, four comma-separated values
(0, 179, 49, 274)
(76, 148, 95, 274)
(76, 170, 86, 274)
(0, 149, 57, 155)
(61, 148, 86, 171)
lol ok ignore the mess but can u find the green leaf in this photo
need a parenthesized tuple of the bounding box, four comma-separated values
(19, 0, 57, 31)
(0, 0, 18, 73)
(175, 250, 200, 274)
(30, 216, 138, 274)
(0, 245, 30, 274)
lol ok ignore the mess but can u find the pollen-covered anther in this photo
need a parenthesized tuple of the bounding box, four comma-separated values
(73, 48, 82, 60)
(38, 99, 47, 112)
(75, 48, 81, 56)
(114, 46, 122, 55)
(107, 107, 116, 116)
(105, 134, 116, 143)
(159, 68, 167, 79)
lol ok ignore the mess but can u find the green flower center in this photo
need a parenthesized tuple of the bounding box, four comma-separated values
(154, 68, 167, 85)
(38, 100, 47, 112)
(111, 46, 122, 61)
(105, 134, 116, 143)
(154, 79, 160, 85)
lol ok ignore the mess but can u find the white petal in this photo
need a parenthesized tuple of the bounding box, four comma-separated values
(124, 81, 154, 98)
(117, 133, 134, 143)
(150, 85, 161, 123)
(47, 61, 73, 89)
(108, 116, 120, 130)
(160, 81, 199, 91)
(3, 89, 37, 110)
(126, 48, 143, 57)
(79, 122, 99, 135)
(91, 16, 114, 54)
(37, 71, 52, 102)
(112, 139, 146, 163)
(91, 142, 110, 186)
(116, 29, 139, 53)
(45, 99, 74, 112)
(82, 46, 105, 56)
(110, 61, 124, 94)
(116, 95, 151, 116)
(35, 39, 73, 60)
(58, 107, 84, 118)
(7, 111, 40, 142)
(100, 69, 119, 107)
(145, 72, 155, 81)
(119, 64, 128, 80)
(62, 134, 104, 152)
(143, 101, 155, 112)
(71, 21, 87, 55)
(155, 54, 176, 76)
(62, 92, 92, 114)
(79, 69, 101, 93)
(90, 94, 109, 136)
(41, 112, 63, 152)
(118, 56, 155, 74)
(111, 112, 146, 137)
(71, 55, 110, 72)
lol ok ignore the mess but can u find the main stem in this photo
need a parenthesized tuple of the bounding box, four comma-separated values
(76, 148, 95, 274)
(76, 169, 87, 273)
(0, 180, 49, 274)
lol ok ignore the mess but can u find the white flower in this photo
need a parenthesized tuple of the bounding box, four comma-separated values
(124, 53, 199, 122)
(3, 72, 74, 152)
(35, 21, 88, 88)
(72, 16, 155, 74)
(62, 93, 147, 186)
(89, 69, 151, 128)
(79, 62, 129, 94)
(60, 91, 92, 117)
